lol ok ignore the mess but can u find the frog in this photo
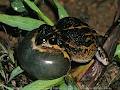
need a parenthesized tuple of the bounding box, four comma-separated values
(17, 17, 109, 80)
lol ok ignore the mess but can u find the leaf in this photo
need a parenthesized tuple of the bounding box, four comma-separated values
(0, 14, 45, 31)
(8, 66, 24, 82)
(53, 0, 69, 19)
(59, 76, 79, 90)
(59, 82, 68, 90)
(66, 76, 79, 90)
(67, 82, 78, 90)
(22, 76, 64, 90)
(114, 44, 120, 58)
(11, 0, 27, 12)
(24, 0, 54, 25)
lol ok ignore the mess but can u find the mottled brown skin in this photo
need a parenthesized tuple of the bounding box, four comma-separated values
(54, 17, 98, 63)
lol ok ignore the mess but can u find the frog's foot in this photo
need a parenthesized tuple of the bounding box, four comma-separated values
(95, 47, 109, 65)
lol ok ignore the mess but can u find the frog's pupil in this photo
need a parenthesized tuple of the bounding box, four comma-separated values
(49, 38, 57, 45)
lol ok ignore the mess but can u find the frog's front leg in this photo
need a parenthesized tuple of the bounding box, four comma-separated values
(95, 47, 109, 65)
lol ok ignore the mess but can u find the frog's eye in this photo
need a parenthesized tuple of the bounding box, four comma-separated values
(35, 38, 46, 45)
(49, 37, 58, 45)
(35, 24, 54, 45)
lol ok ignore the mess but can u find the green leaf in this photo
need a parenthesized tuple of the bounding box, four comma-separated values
(22, 76, 64, 90)
(11, 0, 27, 12)
(67, 84, 79, 90)
(59, 82, 68, 90)
(63, 75, 79, 90)
(59, 79, 79, 90)
(114, 44, 120, 58)
(0, 14, 45, 31)
(53, 0, 69, 19)
(8, 66, 24, 82)
(24, 0, 54, 26)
